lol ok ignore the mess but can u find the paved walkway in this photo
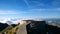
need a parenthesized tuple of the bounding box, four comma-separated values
(16, 21, 28, 34)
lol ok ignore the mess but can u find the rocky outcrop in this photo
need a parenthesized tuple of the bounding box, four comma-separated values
(16, 20, 46, 34)
(16, 20, 60, 34)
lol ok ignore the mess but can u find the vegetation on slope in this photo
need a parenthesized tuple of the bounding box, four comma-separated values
(0, 23, 20, 34)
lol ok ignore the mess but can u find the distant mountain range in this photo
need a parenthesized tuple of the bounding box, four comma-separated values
(44, 18, 60, 23)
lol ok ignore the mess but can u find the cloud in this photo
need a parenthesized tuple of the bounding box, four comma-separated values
(28, 8, 60, 12)
(56, 8, 60, 11)
(0, 10, 32, 14)
(0, 10, 18, 14)
(24, 0, 29, 6)
(0, 18, 20, 24)
(23, 0, 60, 9)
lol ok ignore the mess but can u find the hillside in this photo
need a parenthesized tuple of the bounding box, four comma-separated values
(0, 23, 9, 31)
(0, 23, 20, 34)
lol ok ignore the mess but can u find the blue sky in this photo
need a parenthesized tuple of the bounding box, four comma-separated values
(0, 0, 60, 19)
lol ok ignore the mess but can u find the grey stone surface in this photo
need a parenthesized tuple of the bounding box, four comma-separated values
(16, 20, 32, 34)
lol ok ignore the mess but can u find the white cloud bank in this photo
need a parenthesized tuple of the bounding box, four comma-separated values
(0, 18, 20, 24)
